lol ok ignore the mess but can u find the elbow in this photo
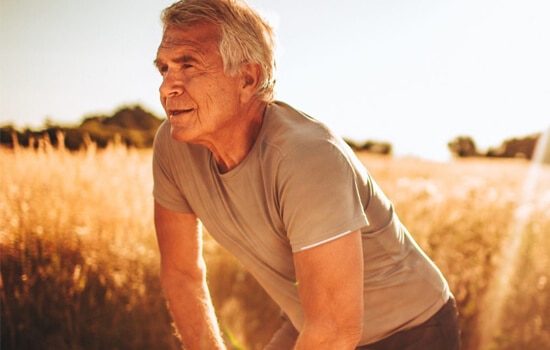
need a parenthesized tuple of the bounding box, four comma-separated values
(300, 317, 363, 348)
(342, 321, 363, 347)
(159, 260, 207, 294)
(333, 303, 364, 346)
(333, 324, 363, 349)
(335, 314, 363, 347)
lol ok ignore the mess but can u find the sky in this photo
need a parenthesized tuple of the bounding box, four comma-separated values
(1, 0, 549, 160)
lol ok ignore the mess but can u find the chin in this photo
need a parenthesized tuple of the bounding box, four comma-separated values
(169, 127, 190, 143)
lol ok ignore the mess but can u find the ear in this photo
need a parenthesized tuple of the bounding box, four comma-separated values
(239, 62, 262, 103)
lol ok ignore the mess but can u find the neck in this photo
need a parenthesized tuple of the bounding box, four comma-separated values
(207, 101, 267, 173)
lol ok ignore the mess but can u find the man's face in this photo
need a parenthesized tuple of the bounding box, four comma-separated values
(155, 22, 243, 144)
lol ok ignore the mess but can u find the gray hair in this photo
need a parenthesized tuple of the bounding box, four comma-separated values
(161, 0, 277, 101)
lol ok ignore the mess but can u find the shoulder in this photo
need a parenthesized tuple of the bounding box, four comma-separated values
(259, 102, 361, 180)
(262, 102, 351, 160)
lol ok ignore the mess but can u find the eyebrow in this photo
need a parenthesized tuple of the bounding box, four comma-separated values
(153, 55, 200, 69)
(153, 58, 163, 69)
(175, 55, 199, 65)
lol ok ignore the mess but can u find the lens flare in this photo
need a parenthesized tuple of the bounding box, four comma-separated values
(478, 125, 550, 348)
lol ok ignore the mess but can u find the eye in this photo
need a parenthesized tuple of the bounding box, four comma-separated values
(154, 61, 168, 76)
(178, 55, 199, 70)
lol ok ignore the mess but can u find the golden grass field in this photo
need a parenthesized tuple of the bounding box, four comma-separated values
(1, 143, 549, 350)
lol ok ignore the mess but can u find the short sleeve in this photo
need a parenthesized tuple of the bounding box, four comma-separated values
(277, 139, 368, 252)
(152, 122, 193, 213)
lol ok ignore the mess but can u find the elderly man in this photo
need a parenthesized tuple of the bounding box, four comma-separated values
(152, 0, 460, 349)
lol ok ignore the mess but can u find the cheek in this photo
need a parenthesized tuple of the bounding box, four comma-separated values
(210, 80, 239, 104)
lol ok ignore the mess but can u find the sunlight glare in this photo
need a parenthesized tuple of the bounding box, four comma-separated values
(478, 125, 550, 348)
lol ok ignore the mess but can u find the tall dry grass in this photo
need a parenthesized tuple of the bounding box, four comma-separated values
(0, 143, 177, 349)
(1, 144, 549, 349)
(358, 154, 550, 350)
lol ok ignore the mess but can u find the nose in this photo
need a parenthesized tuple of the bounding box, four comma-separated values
(159, 70, 184, 98)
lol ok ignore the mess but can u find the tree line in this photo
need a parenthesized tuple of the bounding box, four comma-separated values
(0, 105, 163, 151)
(0, 104, 543, 159)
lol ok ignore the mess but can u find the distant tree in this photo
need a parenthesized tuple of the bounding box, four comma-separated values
(361, 140, 392, 155)
(448, 136, 478, 157)
(0, 104, 163, 150)
(343, 138, 362, 151)
(78, 104, 163, 148)
(0, 125, 15, 143)
(487, 134, 539, 159)
(343, 138, 392, 155)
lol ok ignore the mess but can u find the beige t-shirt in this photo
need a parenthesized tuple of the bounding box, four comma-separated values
(152, 101, 450, 345)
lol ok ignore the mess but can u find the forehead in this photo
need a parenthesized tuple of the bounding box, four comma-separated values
(158, 22, 221, 56)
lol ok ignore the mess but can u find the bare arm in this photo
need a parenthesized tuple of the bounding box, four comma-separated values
(154, 201, 226, 350)
(293, 230, 364, 350)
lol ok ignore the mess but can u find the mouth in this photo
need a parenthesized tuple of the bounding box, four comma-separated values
(168, 109, 193, 119)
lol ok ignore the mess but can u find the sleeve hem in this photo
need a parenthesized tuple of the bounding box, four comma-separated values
(291, 219, 366, 253)
(153, 194, 194, 214)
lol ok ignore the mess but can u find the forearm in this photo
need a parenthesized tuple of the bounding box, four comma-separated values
(162, 272, 226, 350)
